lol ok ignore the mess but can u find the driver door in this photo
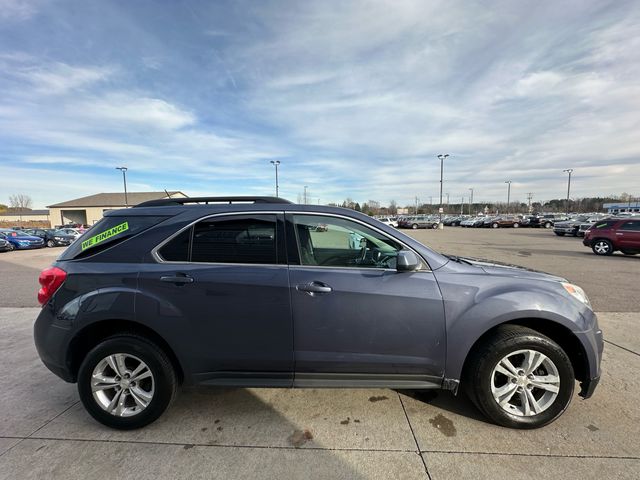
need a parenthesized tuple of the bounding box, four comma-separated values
(286, 213, 446, 384)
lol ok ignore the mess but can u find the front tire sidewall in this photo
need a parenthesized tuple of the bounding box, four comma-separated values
(77, 336, 176, 430)
(472, 334, 575, 429)
(592, 240, 613, 256)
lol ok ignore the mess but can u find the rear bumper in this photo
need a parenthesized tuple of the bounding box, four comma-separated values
(34, 305, 75, 383)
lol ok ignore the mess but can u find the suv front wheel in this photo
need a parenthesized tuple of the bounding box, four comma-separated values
(592, 239, 613, 256)
(77, 334, 178, 429)
(465, 325, 574, 429)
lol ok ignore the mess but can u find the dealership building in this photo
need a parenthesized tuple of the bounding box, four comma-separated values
(603, 201, 640, 215)
(47, 191, 186, 226)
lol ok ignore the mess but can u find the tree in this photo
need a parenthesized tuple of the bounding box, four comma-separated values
(389, 200, 397, 215)
(8, 194, 33, 212)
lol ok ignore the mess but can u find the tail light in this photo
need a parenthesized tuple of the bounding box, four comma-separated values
(38, 266, 67, 306)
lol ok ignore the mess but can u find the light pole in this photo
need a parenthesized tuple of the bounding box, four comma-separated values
(460, 196, 464, 215)
(563, 169, 573, 216)
(303, 185, 308, 204)
(270, 160, 280, 197)
(505, 181, 512, 214)
(115, 167, 128, 207)
(437, 154, 449, 226)
(468, 188, 474, 215)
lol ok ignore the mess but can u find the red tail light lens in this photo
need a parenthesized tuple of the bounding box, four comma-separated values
(38, 266, 67, 306)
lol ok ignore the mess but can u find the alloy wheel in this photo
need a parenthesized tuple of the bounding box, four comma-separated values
(490, 349, 560, 417)
(593, 241, 611, 255)
(91, 353, 155, 417)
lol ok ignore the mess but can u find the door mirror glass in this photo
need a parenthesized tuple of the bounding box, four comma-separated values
(396, 250, 421, 272)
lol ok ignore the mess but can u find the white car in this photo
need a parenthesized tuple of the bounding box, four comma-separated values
(377, 217, 398, 228)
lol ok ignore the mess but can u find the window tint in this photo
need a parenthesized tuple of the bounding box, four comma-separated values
(158, 228, 191, 261)
(59, 215, 169, 260)
(191, 215, 277, 264)
(293, 214, 403, 269)
(620, 221, 640, 231)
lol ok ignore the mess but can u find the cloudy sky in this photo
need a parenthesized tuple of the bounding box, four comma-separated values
(0, 0, 638, 208)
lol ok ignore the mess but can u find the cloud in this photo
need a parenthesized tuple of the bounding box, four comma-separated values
(0, 0, 639, 208)
(0, 0, 40, 21)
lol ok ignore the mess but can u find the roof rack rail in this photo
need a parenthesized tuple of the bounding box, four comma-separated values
(135, 196, 294, 207)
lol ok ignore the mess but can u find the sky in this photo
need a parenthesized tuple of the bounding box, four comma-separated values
(0, 0, 639, 209)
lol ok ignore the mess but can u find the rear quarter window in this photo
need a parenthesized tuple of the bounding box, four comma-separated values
(59, 215, 168, 260)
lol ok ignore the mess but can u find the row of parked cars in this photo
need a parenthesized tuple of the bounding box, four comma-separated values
(375, 213, 564, 229)
(445, 214, 562, 229)
(0, 226, 86, 251)
(550, 213, 640, 256)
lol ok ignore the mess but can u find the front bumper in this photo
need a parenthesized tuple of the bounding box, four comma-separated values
(554, 227, 578, 234)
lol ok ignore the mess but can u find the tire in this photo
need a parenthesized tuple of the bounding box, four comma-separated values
(432, 223, 438, 229)
(592, 239, 613, 256)
(555, 232, 565, 236)
(513, 222, 520, 228)
(77, 334, 178, 430)
(544, 222, 552, 229)
(46, 240, 55, 248)
(621, 250, 638, 255)
(464, 325, 574, 429)
(6, 243, 15, 251)
(492, 223, 499, 229)
(411, 224, 418, 230)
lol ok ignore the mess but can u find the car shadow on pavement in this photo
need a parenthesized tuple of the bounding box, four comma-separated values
(397, 389, 492, 424)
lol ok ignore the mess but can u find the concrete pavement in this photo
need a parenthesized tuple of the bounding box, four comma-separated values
(1, 308, 638, 480)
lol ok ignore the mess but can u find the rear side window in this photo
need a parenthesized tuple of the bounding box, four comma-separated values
(60, 216, 168, 260)
(620, 220, 640, 231)
(157, 214, 278, 264)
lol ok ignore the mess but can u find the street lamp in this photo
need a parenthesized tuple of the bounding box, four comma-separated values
(437, 154, 449, 226)
(468, 188, 474, 215)
(115, 167, 128, 207)
(269, 160, 280, 197)
(303, 185, 308, 204)
(563, 169, 573, 216)
(505, 181, 512, 214)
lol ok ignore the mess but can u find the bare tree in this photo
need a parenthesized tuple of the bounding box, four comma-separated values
(8, 194, 33, 212)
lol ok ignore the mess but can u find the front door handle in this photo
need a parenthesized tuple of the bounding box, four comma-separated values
(160, 274, 194, 285)
(296, 282, 333, 295)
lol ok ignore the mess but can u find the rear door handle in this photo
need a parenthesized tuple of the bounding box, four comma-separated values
(296, 282, 333, 295)
(160, 274, 194, 285)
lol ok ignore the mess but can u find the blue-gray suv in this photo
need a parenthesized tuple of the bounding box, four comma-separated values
(34, 197, 603, 430)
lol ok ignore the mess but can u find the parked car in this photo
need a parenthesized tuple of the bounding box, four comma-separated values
(57, 228, 83, 239)
(489, 216, 523, 228)
(23, 228, 76, 248)
(399, 215, 438, 229)
(583, 218, 640, 255)
(553, 216, 591, 237)
(0, 237, 11, 252)
(0, 229, 45, 250)
(34, 196, 602, 430)
(377, 217, 398, 228)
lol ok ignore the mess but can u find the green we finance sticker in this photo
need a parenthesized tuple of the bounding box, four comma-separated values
(81, 221, 129, 251)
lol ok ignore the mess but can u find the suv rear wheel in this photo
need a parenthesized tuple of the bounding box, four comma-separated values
(465, 325, 574, 429)
(77, 334, 178, 429)
(592, 239, 613, 256)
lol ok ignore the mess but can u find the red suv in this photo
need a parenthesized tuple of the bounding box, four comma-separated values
(583, 219, 640, 256)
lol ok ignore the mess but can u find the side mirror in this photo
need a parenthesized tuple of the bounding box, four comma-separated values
(396, 250, 421, 272)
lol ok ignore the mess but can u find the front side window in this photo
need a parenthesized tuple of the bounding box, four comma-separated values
(158, 215, 278, 264)
(292, 214, 403, 269)
(620, 220, 640, 231)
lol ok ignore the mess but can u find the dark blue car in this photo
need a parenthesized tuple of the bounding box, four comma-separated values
(0, 229, 45, 250)
(34, 197, 603, 430)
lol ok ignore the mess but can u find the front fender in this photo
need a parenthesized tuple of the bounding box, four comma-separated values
(436, 271, 596, 381)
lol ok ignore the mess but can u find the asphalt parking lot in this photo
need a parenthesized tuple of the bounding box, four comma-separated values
(0, 228, 638, 479)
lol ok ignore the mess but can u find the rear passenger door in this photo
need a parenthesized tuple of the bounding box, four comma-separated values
(137, 213, 294, 386)
(617, 220, 640, 249)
